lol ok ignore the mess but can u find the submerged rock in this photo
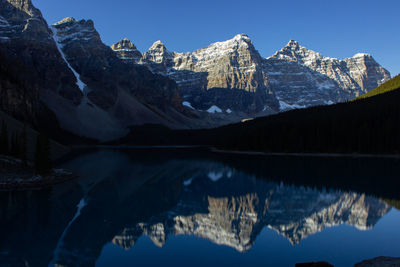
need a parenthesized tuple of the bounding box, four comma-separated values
(355, 256, 400, 267)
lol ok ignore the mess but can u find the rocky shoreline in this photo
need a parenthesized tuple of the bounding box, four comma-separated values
(0, 155, 77, 190)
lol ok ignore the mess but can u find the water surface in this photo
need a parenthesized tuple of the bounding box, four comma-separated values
(1, 149, 399, 267)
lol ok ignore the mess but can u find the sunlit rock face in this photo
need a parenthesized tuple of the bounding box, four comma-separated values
(113, 34, 279, 114)
(0, 0, 51, 40)
(113, 170, 391, 252)
(267, 40, 390, 109)
(112, 36, 390, 114)
(111, 38, 142, 63)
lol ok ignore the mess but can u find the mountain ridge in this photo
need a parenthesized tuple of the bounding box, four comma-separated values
(0, 0, 393, 143)
(112, 34, 390, 113)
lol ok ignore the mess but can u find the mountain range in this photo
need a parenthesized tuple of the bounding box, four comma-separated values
(0, 0, 392, 142)
(112, 35, 390, 113)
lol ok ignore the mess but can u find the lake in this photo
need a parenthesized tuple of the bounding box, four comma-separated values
(1, 148, 399, 267)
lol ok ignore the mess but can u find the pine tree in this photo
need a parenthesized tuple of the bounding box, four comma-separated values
(35, 133, 52, 175)
(0, 120, 9, 155)
(10, 132, 21, 158)
(20, 124, 27, 164)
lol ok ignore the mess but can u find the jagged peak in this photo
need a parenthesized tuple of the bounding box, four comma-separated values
(150, 40, 165, 47)
(53, 17, 95, 29)
(276, 40, 323, 57)
(111, 38, 138, 51)
(287, 39, 299, 45)
(283, 39, 303, 50)
(233, 33, 251, 41)
(4, 0, 35, 12)
(1, 0, 45, 20)
(352, 53, 372, 59)
(221, 33, 252, 45)
(147, 40, 169, 53)
(147, 40, 170, 54)
(201, 33, 254, 53)
(53, 17, 77, 26)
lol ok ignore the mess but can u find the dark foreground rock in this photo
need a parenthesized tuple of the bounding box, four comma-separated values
(355, 256, 400, 267)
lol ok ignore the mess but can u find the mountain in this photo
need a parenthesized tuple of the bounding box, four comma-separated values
(49, 17, 196, 140)
(112, 34, 279, 114)
(112, 36, 390, 113)
(0, 0, 82, 130)
(110, 38, 142, 63)
(0, 0, 201, 142)
(0, 0, 392, 143)
(356, 73, 400, 100)
(265, 40, 390, 108)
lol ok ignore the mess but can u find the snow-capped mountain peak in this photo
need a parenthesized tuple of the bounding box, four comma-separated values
(204, 33, 254, 52)
(352, 52, 371, 58)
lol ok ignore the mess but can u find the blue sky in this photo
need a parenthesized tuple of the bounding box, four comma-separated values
(34, 0, 399, 75)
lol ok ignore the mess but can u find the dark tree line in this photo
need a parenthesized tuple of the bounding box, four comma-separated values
(116, 86, 400, 155)
(0, 120, 25, 159)
(34, 133, 52, 175)
(211, 87, 400, 154)
(0, 120, 51, 175)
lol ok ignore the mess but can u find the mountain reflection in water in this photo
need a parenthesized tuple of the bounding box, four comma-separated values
(0, 149, 398, 267)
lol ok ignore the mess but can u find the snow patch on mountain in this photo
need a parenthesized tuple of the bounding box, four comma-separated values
(0, 16, 9, 26)
(279, 100, 306, 111)
(182, 101, 195, 110)
(207, 105, 223, 113)
(208, 171, 223, 182)
(52, 27, 87, 93)
(353, 53, 370, 58)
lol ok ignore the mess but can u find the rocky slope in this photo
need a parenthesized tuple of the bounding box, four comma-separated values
(50, 17, 196, 140)
(0, 0, 201, 141)
(112, 36, 390, 113)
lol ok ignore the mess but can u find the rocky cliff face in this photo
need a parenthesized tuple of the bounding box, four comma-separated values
(112, 36, 390, 114)
(110, 38, 142, 63)
(267, 40, 391, 108)
(0, 0, 82, 129)
(113, 34, 279, 114)
(0, 0, 392, 140)
(49, 17, 196, 140)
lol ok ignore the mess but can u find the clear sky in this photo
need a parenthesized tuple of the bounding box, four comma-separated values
(33, 0, 399, 76)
